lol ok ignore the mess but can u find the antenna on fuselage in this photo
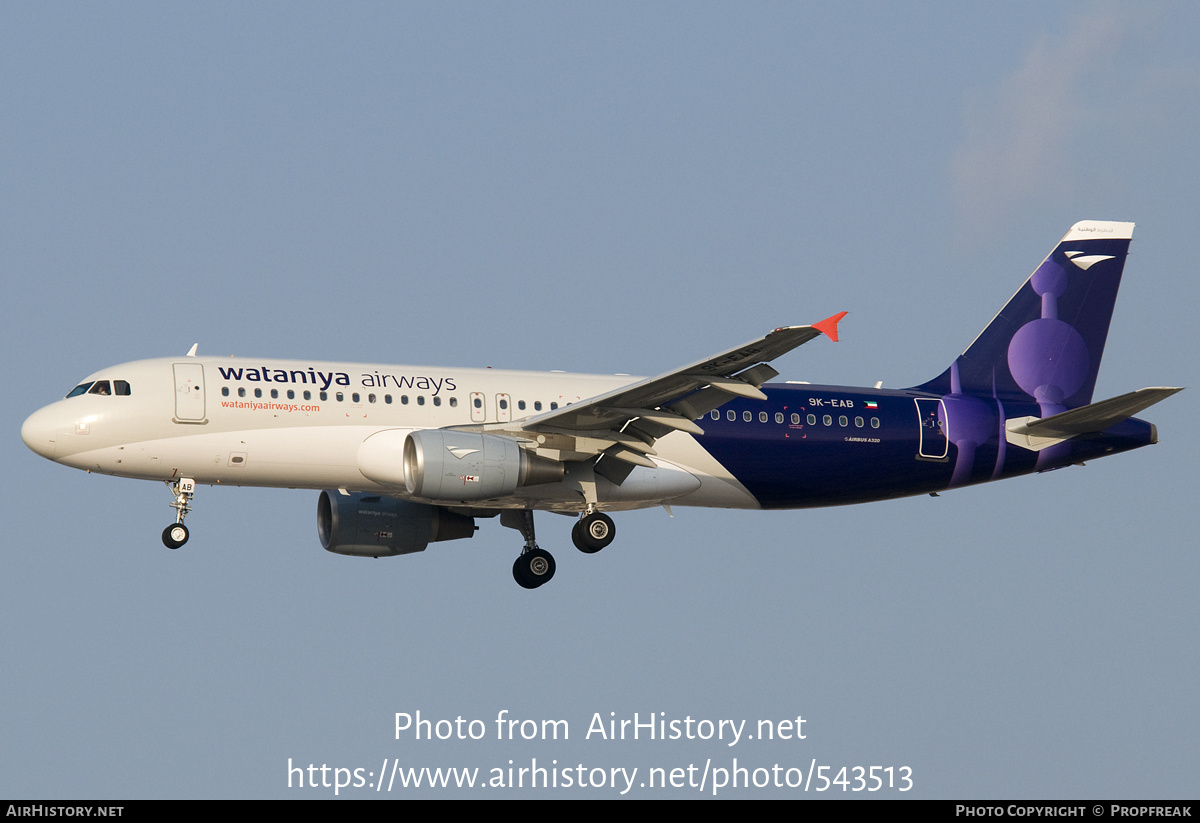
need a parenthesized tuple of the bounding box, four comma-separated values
(186, 344, 198, 357)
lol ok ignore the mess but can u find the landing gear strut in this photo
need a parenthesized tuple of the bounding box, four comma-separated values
(572, 511, 615, 553)
(501, 510, 556, 589)
(162, 477, 195, 549)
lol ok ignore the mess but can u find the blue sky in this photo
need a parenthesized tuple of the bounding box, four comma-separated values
(3, 2, 1198, 798)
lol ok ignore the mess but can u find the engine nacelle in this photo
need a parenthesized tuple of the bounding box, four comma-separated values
(317, 490, 475, 557)
(403, 430, 565, 501)
(358, 428, 564, 502)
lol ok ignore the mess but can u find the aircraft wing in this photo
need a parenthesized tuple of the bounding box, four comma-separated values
(502, 313, 846, 476)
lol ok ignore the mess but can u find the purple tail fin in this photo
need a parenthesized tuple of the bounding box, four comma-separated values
(911, 221, 1135, 408)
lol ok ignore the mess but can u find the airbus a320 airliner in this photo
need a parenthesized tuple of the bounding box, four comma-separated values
(22, 221, 1180, 588)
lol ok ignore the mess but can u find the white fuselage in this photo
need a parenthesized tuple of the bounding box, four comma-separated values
(20, 356, 759, 512)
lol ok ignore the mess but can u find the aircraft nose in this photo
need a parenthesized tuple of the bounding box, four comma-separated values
(21, 406, 60, 459)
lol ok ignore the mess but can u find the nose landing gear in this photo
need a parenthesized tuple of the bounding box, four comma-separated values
(161, 477, 195, 549)
(162, 522, 189, 549)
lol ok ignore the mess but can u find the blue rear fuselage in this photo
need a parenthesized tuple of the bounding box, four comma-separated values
(699, 383, 1155, 509)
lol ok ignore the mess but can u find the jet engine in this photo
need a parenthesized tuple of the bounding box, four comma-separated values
(317, 490, 476, 557)
(404, 430, 565, 500)
(357, 429, 564, 502)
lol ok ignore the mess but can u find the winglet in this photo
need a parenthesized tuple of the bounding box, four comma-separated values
(811, 311, 848, 343)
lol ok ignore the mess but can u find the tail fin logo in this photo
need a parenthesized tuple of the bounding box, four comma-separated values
(909, 221, 1137, 484)
(911, 221, 1133, 409)
(1064, 250, 1115, 270)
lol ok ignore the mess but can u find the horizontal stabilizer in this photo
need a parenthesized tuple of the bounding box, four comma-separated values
(1006, 387, 1182, 451)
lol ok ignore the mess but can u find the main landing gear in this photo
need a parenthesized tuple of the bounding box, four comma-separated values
(502, 510, 556, 589)
(572, 511, 615, 554)
(502, 508, 618, 589)
(161, 477, 195, 549)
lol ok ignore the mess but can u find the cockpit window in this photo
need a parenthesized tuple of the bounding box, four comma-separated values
(66, 380, 131, 398)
